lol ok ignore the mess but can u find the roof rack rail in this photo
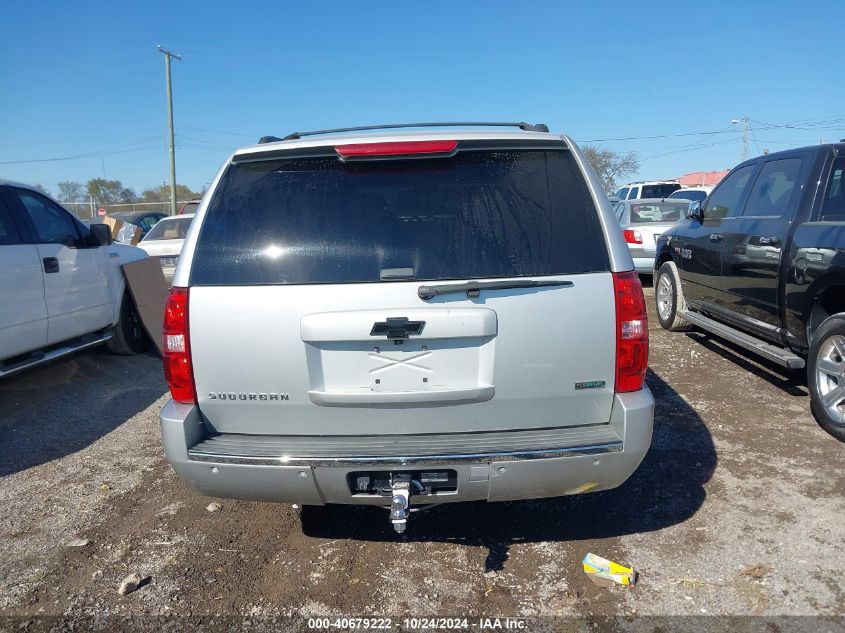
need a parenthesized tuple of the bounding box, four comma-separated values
(256, 122, 550, 143)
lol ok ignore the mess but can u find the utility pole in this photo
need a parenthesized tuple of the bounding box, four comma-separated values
(158, 45, 181, 215)
(731, 117, 749, 162)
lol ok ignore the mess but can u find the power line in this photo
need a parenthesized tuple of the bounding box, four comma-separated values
(180, 125, 259, 139)
(751, 115, 845, 131)
(579, 127, 736, 143)
(581, 114, 844, 146)
(748, 120, 762, 155)
(638, 138, 739, 163)
(0, 138, 163, 165)
(3, 113, 841, 168)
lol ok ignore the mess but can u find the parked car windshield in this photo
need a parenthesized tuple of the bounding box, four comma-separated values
(669, 190, 708, 202)
(143, 216, 193, 241)
(191, 149, 609, 285)
(641, 183, 681, 198)
(629, 201, 689, 224)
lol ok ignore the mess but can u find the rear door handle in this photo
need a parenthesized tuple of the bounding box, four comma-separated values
(709, 233, 723, 242)
(43, 257, 60, 273)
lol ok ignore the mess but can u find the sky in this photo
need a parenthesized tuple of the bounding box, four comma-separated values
(2, 0, 844, 199)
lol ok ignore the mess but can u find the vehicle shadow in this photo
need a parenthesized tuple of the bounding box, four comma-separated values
(0, 347, 165, 477)
(684, 330, 808, 396)
(300, 368, 716, 570)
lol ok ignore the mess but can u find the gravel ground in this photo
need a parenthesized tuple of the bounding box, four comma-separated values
(0, 285, 843, 631)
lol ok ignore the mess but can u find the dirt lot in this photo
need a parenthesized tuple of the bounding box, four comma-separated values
(0, 285, 843, 631)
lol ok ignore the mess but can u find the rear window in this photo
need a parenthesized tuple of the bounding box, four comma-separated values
(641, 183, 681, 198)
(629, 201, 688, 224)
(143, 216, 192, 241)
(191, 149, 609, 285)
(668, 190, 707, 202)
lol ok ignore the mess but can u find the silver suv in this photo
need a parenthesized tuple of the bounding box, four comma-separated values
(159, 122, 654, 532)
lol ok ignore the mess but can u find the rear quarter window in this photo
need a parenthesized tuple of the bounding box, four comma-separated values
(190, 148, 610, 285)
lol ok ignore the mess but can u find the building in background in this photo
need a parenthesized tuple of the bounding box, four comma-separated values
(677, 170, 730, 187)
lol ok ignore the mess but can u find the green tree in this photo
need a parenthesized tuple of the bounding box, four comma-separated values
(86, 179, 136, 204)
(582, 145, 639, 194)
(57, 181, 84, 202)
(140, 183, 199, 203)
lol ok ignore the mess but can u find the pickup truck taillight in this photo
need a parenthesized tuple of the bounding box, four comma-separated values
(613, 271, 648, 392)
(163, 287, 195, 403)
(623, 229, 643, 245)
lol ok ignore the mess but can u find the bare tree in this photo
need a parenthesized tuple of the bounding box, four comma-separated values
(140, 183, 199, 203)
(582, 145, 639, 194)
(57, 181, 84, 202)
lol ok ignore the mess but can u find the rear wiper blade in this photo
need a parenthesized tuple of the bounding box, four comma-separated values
(418, 279, 573, 300)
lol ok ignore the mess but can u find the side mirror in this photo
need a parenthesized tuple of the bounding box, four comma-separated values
(90, 223, 113, 246)
(687, 201, 703, 221)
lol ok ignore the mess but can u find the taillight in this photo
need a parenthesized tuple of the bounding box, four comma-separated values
(623, 229, 643, 245)
(613, 271, 648, 392)
(335, 140, 458, 160)
(162, 287, 195, 403)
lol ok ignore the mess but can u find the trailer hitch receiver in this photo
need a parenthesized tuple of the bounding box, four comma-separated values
(389, 480, 411, 533)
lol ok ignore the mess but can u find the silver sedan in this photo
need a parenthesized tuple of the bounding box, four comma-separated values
(613, 198, 690, 274)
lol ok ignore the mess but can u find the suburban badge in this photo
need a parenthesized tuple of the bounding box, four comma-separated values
(574, 380, 606, 390)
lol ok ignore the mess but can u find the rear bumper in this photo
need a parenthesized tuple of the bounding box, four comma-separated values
(159, 388, 654, 505)
(632, 256, 656, 274)
(162, 267, 176, 284)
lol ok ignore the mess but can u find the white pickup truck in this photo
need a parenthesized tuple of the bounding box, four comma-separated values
(0, 181, 150, 377)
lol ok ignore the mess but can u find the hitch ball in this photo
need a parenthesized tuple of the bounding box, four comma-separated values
(389, 481, 412, 533)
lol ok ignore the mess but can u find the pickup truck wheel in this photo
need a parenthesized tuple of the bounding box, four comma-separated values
(106, 292, 150, 355)
(808, 314, 845, 442)
(655, 261, 694, 332)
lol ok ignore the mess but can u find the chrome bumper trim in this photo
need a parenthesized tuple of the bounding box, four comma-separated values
(186, 442, 623, 467)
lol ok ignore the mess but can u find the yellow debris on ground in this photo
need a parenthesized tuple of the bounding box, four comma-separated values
(582, 553, 638, 587)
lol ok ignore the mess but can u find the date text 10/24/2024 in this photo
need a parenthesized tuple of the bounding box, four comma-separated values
(307, 618, 527, 630)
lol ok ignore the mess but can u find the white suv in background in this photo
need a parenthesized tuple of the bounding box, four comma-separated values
(615, 180, 682, 201)
(0, 181, 150, 377)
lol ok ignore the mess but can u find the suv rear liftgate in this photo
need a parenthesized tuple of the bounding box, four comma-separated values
(160, 124, 653, 532)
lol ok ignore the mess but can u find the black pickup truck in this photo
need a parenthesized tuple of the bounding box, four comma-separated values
(654, 141, 845, 441)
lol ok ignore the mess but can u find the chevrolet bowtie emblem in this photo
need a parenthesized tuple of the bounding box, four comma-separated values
(370, 317, 426, 340)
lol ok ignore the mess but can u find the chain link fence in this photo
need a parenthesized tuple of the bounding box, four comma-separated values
(63, 200, 193, 221)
